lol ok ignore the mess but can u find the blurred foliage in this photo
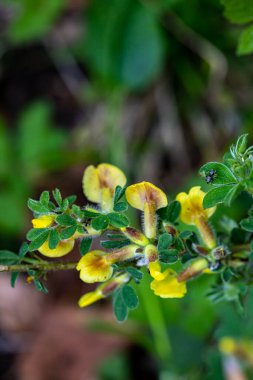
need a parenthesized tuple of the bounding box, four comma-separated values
(0, 101, 66, 234)
(4, 0, 65, 43)
(0, 0, 253, 379)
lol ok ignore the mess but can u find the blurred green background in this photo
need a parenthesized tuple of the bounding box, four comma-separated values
(0, 0, 253, 379)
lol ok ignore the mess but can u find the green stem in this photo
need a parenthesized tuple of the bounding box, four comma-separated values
(139, 281, 172, 368)
(0, 261, 78, 273)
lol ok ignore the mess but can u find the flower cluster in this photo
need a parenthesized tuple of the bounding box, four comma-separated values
(29, 163, 217, 317)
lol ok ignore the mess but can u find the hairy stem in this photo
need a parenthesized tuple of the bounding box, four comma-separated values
(0, 262, 78, 273)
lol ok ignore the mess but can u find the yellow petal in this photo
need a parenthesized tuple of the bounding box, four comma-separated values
(126, 182, 168, 211)
(32, 215, 55, 228)
(150, 269, 187, 298)
(77, 250, 113, 283)
(78, 289, 103, 308)
(38, 239, 74, 258)
(82, 165, 101, 203)
(176, 186, 216, 225)
(149, 260, 166, 280)
(82, 163, 127, 207)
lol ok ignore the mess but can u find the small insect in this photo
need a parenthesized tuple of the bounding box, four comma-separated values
(205, 169, 216, 184)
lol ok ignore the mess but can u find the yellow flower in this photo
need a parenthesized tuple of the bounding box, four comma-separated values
(38, 239, 75, 258)
(78, 274, 129, 308)
(176, 186, 216, 249)
(176, 186, 216, 225)
(32, 214, 55, 228)
(77, 250, 114, 283)
(149, 261, 186, 298)
(126, 182, 168, 239)
(32, 215, 75, 258)
(82, 163, 126, 212)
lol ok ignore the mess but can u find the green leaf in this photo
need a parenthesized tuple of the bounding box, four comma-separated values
(235, 134, 248, 153)
(66, 195, 77, 205)
(53, 188, 62, 206)
(159, 249, 178, 263)
(84, 0, 165, 90)
(34, 278, 48, 293)
(48, 229, 60, 249)
(237, 25, 253, 55)
(101, 239, 130, 249)
(199, 162, 237, 185)
(114, 186, 125, 204)
(83, 209, 100, 218)
(80, 237, 92, 255)
(126, 267, 143, 283)
(27, 199, 49, 213)
(203, 185, 235, 208)
(56, 214, 77, 226)
(166, 201, 181, 222)
(59, 225, 77, 240)
(91, 215, 109, 231)
(17, 102, 66, 174)
(19, 242, 29, 257)
(121, 285, 139, 310)
(113, 201, 128, 212)
(108, 213, 129, 228)
(113, 289, 128, 323)
(157, 201, 180, 223)
(7, 0, 65, 43)
(0, 250, 20, 265)
(223, 184, 242, 206)
(11, 272, 19, 287)
(40, 191, 50, 206)
(221, 0, 253, 24)
(27, 228, 47, 241)
(158, 233, 173, 252)
(29, 230, 50, 251)
(61, 198, 69, 212)
(240, 217, 253, 232)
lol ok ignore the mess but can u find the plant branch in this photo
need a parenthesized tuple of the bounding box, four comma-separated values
(0, 261, 78, 273)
